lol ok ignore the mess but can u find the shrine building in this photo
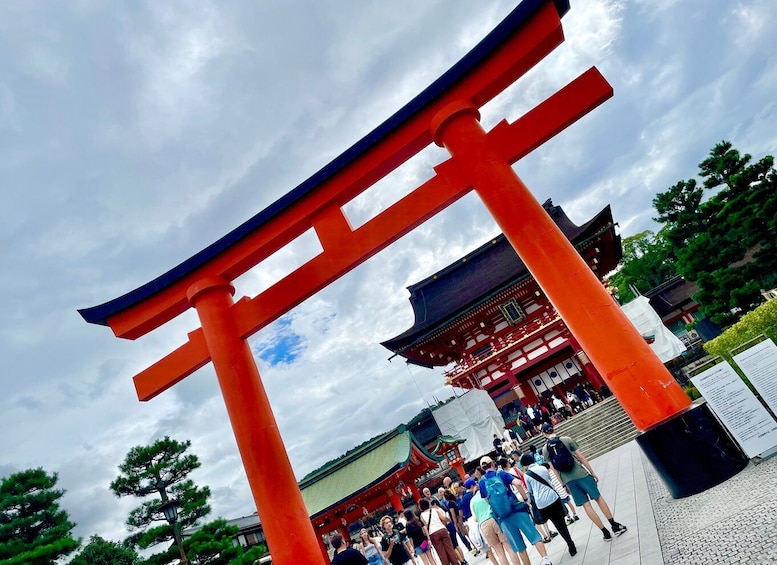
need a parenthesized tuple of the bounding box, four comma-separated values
(298, 425, 442, 545)
(382, 199, 622, 420)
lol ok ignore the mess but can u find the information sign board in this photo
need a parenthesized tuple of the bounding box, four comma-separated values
(691, 361, 777, 458)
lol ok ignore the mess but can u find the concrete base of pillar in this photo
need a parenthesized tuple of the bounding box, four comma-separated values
(636, 401, 748, 499)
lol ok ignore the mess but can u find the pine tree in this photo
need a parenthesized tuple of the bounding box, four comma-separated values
(70, 535, 139, 565)
(0, 468, 80, 564)
(110, 437, 210, 554)
(652, 141, 777, 324)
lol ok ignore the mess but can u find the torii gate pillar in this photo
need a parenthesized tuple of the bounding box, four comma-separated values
(431, 102, 748, 498)
(187, 277, 326, 564)
(431, 102, 691, 429)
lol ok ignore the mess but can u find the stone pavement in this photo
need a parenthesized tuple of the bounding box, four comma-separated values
(436, 440, 777, 565)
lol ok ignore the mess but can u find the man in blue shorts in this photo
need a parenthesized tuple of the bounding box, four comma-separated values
(478, 456, 552, 565)
(540, 422, 627, 542)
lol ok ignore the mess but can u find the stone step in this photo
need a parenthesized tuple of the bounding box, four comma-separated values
(516, 397, 639, 462)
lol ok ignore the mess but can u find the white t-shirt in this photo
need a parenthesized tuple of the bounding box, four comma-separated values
(423, 506, 448, 534)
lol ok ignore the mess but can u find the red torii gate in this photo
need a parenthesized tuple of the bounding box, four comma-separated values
(80, 1, 746, 563)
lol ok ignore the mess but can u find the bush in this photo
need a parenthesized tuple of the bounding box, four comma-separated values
(703, 299, 777, 362)
(683, 384, 702, 401)
(702, 299, 777, 390)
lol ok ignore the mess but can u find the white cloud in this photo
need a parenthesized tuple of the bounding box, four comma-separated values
(1, 0, 776, 549)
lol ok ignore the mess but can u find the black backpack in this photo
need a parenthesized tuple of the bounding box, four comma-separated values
(545, 437, 576, 472)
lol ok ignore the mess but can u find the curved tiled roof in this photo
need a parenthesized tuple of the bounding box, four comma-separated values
(431, 435, 466, 456)
(79, 0, 570, 326)
(299, 426, 440, 519)
(381, 200, 617, 355)
(644, 276, 698, 318)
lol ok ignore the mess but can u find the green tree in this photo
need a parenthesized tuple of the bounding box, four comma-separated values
(0, 468, 80, 564)
(70, 535, 139, 565)
(608, 229, 677, 302)
(653, 179, 705, 251)
(184, 519, 267, 565)
(110, 437, 211, 557)
(652, 141, 777, 324)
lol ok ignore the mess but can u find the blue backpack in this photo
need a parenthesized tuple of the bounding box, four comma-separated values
(546, 437, 576, 472)
(484, 474, 523, 519)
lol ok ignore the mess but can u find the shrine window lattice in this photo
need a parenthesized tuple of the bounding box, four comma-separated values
(499, 298, 527, 325)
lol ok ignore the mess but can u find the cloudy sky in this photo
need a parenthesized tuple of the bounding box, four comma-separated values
(2, 0, 775, 547)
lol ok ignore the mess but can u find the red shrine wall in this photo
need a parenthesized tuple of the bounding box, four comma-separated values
(441, 281, 605, 415)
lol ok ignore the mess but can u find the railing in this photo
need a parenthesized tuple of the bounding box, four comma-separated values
(446, 310, 562, 379)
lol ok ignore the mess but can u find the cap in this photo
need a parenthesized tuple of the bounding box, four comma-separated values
(479, 455, 493, 467)
(541, 422, 554, 434)
(464, 478, 476, 488)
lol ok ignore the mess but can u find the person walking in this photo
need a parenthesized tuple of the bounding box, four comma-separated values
(540, 423, 627, 542)
(501, 456, 556, 544)
(359, 528, 389, 565)
(380, 515, 414, 565)
(403, 510, 434, 565)
(331, 534, 369, 565)
(460, 479, 490, 559)
(478, 456, 553, 565)
(523, 446, 578, 522)
(469, 481, 515, 565)
(452, 481, 479, 556)
(419, 499, 460, 565)
(520, 452, 577, 557)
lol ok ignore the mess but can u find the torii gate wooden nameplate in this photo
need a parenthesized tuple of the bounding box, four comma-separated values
(80, 0, 746, 562)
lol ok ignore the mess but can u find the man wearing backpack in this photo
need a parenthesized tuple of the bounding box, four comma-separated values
(477, 456, 552, 565)
(540, 423, 627, 542)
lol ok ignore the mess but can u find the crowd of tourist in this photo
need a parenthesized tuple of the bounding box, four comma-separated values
(504, 382, 612, 441)
(329, 420, 626, 565)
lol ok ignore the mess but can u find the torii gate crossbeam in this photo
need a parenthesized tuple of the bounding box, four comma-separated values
(80, 1, 747, 563)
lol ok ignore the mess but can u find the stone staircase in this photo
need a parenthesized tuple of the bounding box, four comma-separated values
(519, 397, 639, 460)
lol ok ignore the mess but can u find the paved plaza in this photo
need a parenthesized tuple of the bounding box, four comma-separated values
(439, 440, 777, 565)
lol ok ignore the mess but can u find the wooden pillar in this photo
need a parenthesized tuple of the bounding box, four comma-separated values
(187, 277, 327, 564)
(338, 522, 350, 545)
(387, 489, 404, 513)
(516, 379, 539, 407)
(450, 458, 467, 481)
(409, 482, 422, 504)
(430, 103, 691, 431)
(568, 336, 605, 390)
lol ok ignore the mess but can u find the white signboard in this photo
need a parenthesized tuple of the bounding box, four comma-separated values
(691, 361, 777, 458)
(732, 338, 777, 416)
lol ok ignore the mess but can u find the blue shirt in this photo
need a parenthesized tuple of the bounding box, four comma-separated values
(523, 463, 559, 509)
(460, 490, 474, 520)
(477, 469, 517, 499)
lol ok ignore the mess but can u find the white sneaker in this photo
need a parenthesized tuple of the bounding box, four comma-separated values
(540, 557, 553, 565)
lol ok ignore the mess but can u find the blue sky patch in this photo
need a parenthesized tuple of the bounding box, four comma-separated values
(255, 318, 305, 366)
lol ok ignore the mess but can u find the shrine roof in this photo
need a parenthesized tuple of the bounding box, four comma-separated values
(299, 425, 440, 519)
(644, 276, 699, 317)
(431, 435, 466, 455)
(381, 201, 616, 355)
(79, 0, 571, 327)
